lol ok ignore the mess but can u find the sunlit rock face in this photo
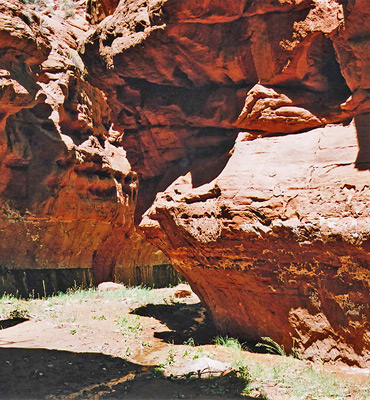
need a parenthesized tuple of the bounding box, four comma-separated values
(0, 0, 172, 295)
(141, 122, 370, 366)
(2, 0, 370, 365)
(80, 0, 370, 365)
(81, 0, 354, 217)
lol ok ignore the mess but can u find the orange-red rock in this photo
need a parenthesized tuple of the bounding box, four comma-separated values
(141, 121, 370, 366)
(2, 0, 370, 366)
(0, 0, 172, 295)
(86, 0, 120, 23)
(81, 0, 370, 365)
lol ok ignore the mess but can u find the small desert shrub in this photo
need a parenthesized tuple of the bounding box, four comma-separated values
(115, 315, 142, 338)
(183, 337, 195, 347)
(213, 336, 244, 352)
(0, 294, 29, 319)
(9, 306, 29, 319)
(192, 346, 212, 360)
(256, 336, 286, 356)
(0, 293, 18, 305)
(166, 347, 176, 365)
(92, 314, 106, 320)
(232, 358, 250, 381)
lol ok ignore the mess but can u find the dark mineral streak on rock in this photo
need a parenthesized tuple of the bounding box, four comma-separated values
(82, 0, 370, 365)
(2, 0, 370, 366)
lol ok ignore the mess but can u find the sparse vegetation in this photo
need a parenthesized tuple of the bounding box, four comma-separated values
(183, 337, 195, 347)
(256, 336, 287, 356)
(246, 357, 370, 399)
(124, 346, 132, 357)
(151, 366, 164, 378)
(45, 284, 173, 306)
(214, 335, 244, 352)
(256, 336, 302, 359)
(115, 315, 142, 338)
(166, 347, 176, 365)
(93, 314, 106, 320)
(192, 346, 213, 360)
(0, 286, 369, 399)
(8, 306, 29, 320)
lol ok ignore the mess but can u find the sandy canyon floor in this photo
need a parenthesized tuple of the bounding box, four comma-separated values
(0, 285, 369, 399)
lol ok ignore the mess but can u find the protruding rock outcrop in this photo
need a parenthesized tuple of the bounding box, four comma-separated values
(141, 121, 370, 366)
(81, 0, 354, 215)
(2, 0, 370, 365)
(80, 0, 370, 365)
(0, 0, 172, 295)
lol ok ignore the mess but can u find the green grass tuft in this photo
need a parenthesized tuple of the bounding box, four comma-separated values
(213, 335, 244, 352)
(256, 336, 286, 356)
(115, 315, 142, 338)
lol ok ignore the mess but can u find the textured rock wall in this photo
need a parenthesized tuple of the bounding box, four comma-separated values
(2, 0, 370, 365)
(0, 0, 173, 294)
(81, 0, 370, 365)
(81, 0, 354, 215)
(142, 122, 370, 366)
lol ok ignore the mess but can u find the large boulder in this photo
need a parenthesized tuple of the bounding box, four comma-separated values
(141, 121, 370, 366)
(82, 0, 370, 365)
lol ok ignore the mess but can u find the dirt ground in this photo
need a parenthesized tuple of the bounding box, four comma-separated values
(0, 285, 369, 399)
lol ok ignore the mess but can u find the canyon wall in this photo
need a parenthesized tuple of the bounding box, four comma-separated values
(0, 0, 176, 295)
(1, 0, 370, 365)
(82, 0, 370, 365)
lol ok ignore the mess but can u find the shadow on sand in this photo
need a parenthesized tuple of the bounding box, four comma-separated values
(132, 302, 218, 345)
(131, 302, 268, 355)
(0, 317, 28, 330)
(0, 347, 255, 399)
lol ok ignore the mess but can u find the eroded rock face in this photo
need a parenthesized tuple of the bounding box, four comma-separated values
(2, 0, 370, 365)
(141, 122, 370, 365)
(0, 0, 172, 295)
(79, 0, 370, 365)
(81, 0, 353, 219)
(86, 0, 120, 23)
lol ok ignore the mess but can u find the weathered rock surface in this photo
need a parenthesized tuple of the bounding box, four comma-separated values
(2, 0, 370, 366)
(179, 357, 231, 378)
(80, 0, 370, 365)
(81, 0, 355, 219)
(97, 281, 125, 291)
(0, 0, 174, 295)
(141, 121, 370, 366)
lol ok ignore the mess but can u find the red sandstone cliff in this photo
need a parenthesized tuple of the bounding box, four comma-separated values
(81, 0, 370, 365)
(0, 0, 172, 295)
(1, 0, 370, 365)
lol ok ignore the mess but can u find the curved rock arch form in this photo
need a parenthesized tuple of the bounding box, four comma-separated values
(1, 0, 370, 364)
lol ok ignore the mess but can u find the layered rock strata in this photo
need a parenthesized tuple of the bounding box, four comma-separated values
(0, 0, 173, 295)
(81, 0, 370, 365)
(2, 0, 370, 365)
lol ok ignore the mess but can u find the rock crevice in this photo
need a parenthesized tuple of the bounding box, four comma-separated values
(2, 0, 370, 365)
